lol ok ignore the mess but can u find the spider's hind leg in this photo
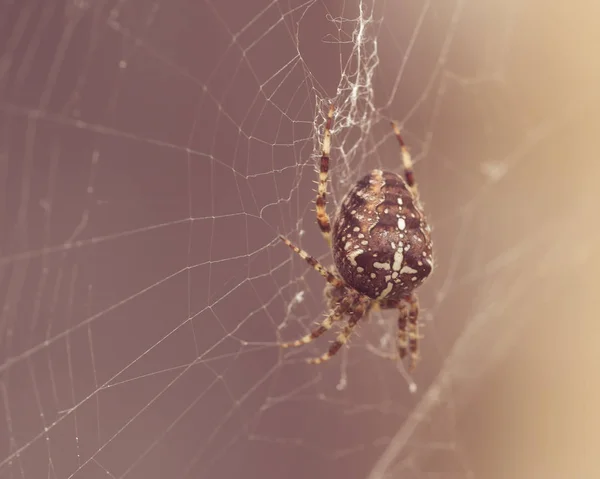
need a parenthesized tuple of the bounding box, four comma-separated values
(315, 104, 335, 247)
(391, 122, 418, 199)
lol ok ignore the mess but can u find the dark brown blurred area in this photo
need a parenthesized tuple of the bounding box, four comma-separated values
(0, 1, 598, 479)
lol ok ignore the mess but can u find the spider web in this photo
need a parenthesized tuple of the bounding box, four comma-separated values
(0, 1, 599, 478)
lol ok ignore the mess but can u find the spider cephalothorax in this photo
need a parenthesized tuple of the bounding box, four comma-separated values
(279, 105, 433, 370)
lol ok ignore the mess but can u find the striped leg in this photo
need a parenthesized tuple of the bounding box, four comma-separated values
(307, 297, 369, 365)
(396, 300, 410, 361)
(406, 294, 421, 371)
(391, 122, 418, 198)
(280, 300, 348, 349)
(316, 104, 334, 247)
(375, 296, 422, 371)
(279, 235, 344, 289)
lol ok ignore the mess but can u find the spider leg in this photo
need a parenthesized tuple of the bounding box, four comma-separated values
(279, 235, 344, 289)
(397, 293, 421, 371)
(280, 299, 349, 349)
(391, 122, 418, 198)
(316, 104, 334, 247)
(396, 300, 410, 361)
(372, 297, 423, 370)
(407, 295, 421, 371)
(307, 297, 369, 365)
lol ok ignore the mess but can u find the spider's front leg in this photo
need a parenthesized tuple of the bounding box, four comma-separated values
(396, 294, 421, 371)
(279, 295, 351, 349)
(307, 295, 371, 365)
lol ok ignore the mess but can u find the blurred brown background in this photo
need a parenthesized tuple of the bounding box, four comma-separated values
(0, 1, 598, 478)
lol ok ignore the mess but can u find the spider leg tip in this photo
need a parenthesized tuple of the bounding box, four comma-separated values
(278, 235, 290, 245)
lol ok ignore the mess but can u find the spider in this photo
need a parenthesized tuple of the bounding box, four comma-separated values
(279, 105, 434, 371)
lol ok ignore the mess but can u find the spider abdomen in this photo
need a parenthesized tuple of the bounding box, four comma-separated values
(332, 169, 433, 300)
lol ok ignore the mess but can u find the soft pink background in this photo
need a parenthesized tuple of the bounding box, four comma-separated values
(0, 1, 598, 478)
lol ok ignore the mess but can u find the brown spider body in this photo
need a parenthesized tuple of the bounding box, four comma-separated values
(278, 105, 433, 370)
(332, 169, 433, 301)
